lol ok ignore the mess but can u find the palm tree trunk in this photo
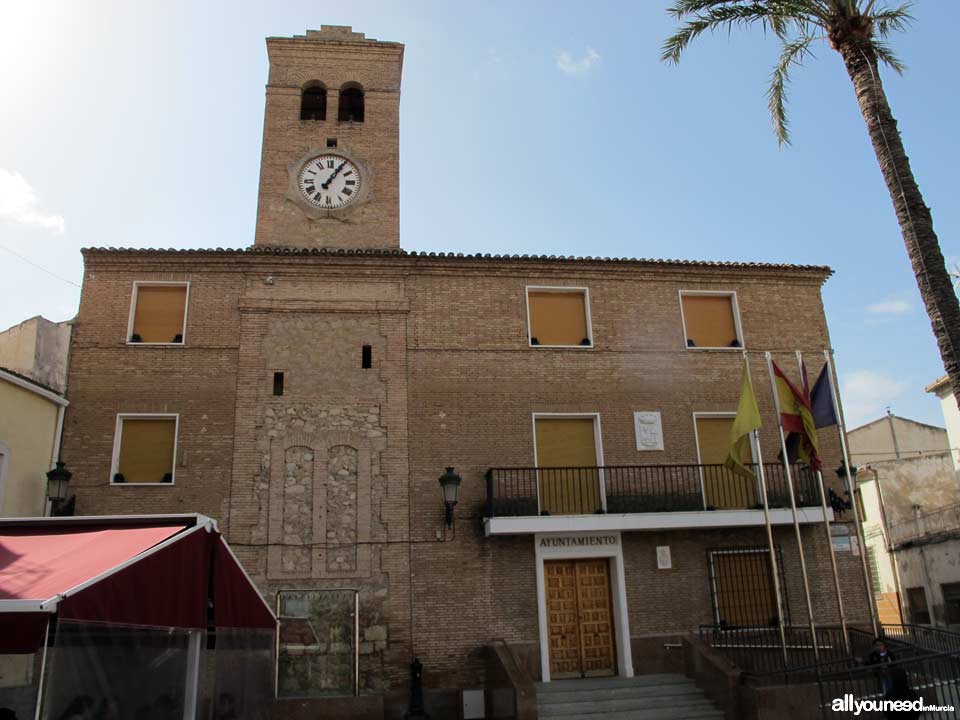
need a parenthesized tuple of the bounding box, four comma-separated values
(837, 42, 960, 408)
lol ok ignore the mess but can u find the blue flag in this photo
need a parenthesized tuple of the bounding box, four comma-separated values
(811, 363, 838, 429)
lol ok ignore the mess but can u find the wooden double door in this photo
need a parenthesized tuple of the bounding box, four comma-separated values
(545, 558, 616, 678)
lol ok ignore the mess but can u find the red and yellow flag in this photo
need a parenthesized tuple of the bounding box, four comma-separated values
(771, 360, 821, 470)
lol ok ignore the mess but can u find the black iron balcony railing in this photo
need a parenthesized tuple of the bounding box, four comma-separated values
(484, 463, 821, 518)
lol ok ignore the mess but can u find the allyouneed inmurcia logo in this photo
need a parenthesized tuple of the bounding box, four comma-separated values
(832, 694, 955, 715)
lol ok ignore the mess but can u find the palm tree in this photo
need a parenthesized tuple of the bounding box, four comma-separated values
(663, 1, 960, 408)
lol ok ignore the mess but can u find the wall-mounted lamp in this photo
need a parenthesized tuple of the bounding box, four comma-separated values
(46, 460, 74, 516)
(438, 466, 462, 528)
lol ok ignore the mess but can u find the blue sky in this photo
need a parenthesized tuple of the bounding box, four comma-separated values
(1, 1, 957, 430)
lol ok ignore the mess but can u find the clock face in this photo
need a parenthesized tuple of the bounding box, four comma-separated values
(297, 155, 361, 209)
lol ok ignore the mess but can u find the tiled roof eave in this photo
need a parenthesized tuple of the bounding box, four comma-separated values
(80, 246, 833, 276)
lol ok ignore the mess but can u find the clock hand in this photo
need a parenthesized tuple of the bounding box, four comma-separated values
(322, 161, 348, 189)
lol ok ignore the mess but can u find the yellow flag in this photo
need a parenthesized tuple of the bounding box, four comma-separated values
(726, 360, 762, 479)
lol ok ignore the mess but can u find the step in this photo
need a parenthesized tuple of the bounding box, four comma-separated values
(538, 685, 705, 707)
(537, 707, 724, 720)
(538, 694, 717, 716)
(537, 674, 694, 692)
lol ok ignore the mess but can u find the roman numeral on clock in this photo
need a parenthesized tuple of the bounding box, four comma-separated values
(345, 180, 355, 186)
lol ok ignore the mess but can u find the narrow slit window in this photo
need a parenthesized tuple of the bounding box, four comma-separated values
(680, 293, 741, 348)
(130, 284, 187, 344)
(361, 345, 372, 369)
(113, 416, 177, 484)
(273, 372, 285, 396)
(527, 290, 591, 347)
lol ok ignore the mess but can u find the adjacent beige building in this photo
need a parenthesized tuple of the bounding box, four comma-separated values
(848, 412, 960, 628)
(0, 367, 68, 517)
(0, 316, 72, 394)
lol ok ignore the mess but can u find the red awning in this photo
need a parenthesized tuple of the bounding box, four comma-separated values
(0, 516, 276, 653)
(0, 524, 185, 604)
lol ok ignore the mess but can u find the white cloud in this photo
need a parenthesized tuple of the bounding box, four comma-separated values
(0, 168, 65, 233)
(841, 370, 908, 428)
(555, 47, 601, 76)
(868, 297, 911, 315)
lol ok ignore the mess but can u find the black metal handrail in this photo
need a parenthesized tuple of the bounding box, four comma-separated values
(817, 649, 960, 718)
(485, 463, 821, 518)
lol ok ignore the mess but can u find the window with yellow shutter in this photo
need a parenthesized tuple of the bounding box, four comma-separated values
(526, 288, 592, 347)
(679, 292, 742, 349)
(128, 282, 189, 344)
(111, 415, 178, 484)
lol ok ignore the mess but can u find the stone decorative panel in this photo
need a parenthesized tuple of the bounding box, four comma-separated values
(326, 445, 359, 572)
(281, 446, 315, 573)
(266, 404, 385, 580)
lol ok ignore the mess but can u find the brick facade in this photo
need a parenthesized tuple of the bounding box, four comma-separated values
(59, 26, 873, 697)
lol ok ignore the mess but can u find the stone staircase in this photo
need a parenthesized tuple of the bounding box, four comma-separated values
(535, 674, 724, 720)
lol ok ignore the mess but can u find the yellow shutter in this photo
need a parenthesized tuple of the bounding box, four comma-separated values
(117, 418, 177, 483)
(696, 416, 756, 509)
(528, 292, 589, 346)
(682, 295, 738, 348)
(132, 285, 187, 343)
(535, 418, 600, 514)
(714, 552, 775, 627)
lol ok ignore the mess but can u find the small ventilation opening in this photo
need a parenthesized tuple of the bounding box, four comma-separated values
(273, 372, 284, 396)
(361, 345, 372, 369)
(326, 138, 338, 148)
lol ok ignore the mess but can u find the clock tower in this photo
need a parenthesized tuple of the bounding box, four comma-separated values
(253, 26, 403, 250)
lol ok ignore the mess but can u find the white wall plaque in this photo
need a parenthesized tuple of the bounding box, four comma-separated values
(634, 412, 664, 451)
(656, 545, 672, 569)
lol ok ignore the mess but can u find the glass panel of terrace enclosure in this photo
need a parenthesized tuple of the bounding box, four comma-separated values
(276, 589, 357, 698)
(711, 550, 776, 627)
(695, 416, 756, 509)
(534, 418, 600, 515)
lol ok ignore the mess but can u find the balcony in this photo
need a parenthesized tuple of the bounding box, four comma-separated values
(888, 501, 960, 548)
(483, 463, 831, 535)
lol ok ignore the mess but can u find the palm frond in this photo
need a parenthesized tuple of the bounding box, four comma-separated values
(767, 34, 818, 145)
(662, 4, 782, 63)
(870, 5, 914, 38)
(872, 40, 906, 74)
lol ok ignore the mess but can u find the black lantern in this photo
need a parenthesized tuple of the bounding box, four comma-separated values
(438, 466, 462, 528)
(835, 463, 858, 482)
(46, 460, 73, 516)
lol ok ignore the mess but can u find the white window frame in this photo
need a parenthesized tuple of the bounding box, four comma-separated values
(531, 412, 605, 513)
(692, 411, 760, 509)
(126, 280, 191, 346)
(678, 290, 744, 351)
(525, 286, 594, 349)
(110, 413, 180, 486)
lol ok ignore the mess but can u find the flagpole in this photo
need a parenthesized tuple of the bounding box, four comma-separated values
(798, 350, 850, 653)
(744, 351, 789, 669)
(765, 351, 820, 665)
(824, 349, 879, 636)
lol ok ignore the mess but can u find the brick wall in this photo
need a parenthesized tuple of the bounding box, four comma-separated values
(60, 248, 871, 691)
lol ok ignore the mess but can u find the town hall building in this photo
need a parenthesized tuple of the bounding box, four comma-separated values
(59, 25, 872, 716)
